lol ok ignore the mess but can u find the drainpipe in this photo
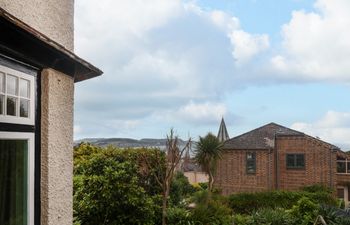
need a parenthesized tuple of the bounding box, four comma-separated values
(275, 135, 279, 190)
(329, 148, 333, 188)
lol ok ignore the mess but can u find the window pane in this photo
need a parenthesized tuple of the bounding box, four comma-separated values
(0, 95, 3, 115)
(6, 96, 17, 116)
(20, 99, 29, 118)
(286, 154, 295, 167)
(246, 152, 256, 174)
(0, 140, 28, 225)
(6, 75, 17, 96)
(0, 72, 4, 93)
(337, 162, 346, 173)
(296, 155, 305, 167)
(19, 79, 29, 98)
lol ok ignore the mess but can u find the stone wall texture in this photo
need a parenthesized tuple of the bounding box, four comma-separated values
(0, 0, 74, 50)
(41, 69, 74, 225)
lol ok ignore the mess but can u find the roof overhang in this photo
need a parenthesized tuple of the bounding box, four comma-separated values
(0, 8, 103, 82)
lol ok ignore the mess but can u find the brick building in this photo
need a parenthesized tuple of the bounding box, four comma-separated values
(214, 122, 350, 205)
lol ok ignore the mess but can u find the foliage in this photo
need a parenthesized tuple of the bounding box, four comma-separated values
(301, 184, 333, 194)
(289, 197, 319, 225)
(191, 190, 233, 225)
(228, 189, 337, 214)
(250, 208, 294, 225)
(73, 143, 163, 225)
(169, 172, 196, 206)
(194, 133, 223, 191)
(319, 205, 350, 225)
(166, 207, 196, 225)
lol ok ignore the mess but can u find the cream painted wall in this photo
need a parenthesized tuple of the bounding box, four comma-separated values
(0, 1, 75, 225)
(41, 69, 74, 225)
(0, 0, 74, 51)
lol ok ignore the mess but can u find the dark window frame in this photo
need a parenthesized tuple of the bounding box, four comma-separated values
(286, 153, 305, 169)
(246, 152, 256, 174)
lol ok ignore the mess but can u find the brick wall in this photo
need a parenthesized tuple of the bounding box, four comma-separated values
(215, 149, 271, 195)
(276, 136, 336, 190)
(215, 135, 338, 195)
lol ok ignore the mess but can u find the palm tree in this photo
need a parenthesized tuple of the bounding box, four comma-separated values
(194, 132, 224, 192)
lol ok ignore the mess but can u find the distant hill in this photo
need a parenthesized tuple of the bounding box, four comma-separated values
(74, 137, 188, 149)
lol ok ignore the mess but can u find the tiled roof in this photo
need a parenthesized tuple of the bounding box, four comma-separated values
(223, 122, 304, 149)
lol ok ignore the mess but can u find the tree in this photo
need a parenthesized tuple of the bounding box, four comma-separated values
(194, 133, 223, 192)
(141, 129, 191, 225)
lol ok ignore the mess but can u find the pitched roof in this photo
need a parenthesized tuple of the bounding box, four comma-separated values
(217, 117, 230, 142)
(223, 122, 304, 149)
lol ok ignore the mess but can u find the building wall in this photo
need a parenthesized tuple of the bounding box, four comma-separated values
(215, 149, 271, 195)
(41, 69, 74, 225)
(0, 2, 75, 225)
(276, 136, 336, 190)
(184, 171, 208, 184)
(0, 0, 74, 51)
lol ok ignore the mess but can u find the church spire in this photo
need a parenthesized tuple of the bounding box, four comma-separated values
(217, 117, 229, 142)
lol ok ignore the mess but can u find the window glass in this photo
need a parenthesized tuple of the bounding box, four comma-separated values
(0, 72, 4, 93)
(6, 96, 17, 116)
(0, 95, 3, 115)
(296, 154, 305, 167)
(286, 154, 305, 169)
(19, 79, 29, 98)
(6, 75, 17, 96)
(20, 99, 29, 118)
(246, 152, 256, 174)
(337, 161, 346, 173)
(286, 154, 295, 168)
(0, 139, 28, 225)
(337, 188, 345, 199)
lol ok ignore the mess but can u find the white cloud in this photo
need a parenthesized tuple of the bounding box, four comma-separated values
(272, 0, 350, 82)
(74, 0, 270, 138)
(166, 101, 227, 124)
(230, 30, 269, 64)
(291, 111, 350, 149)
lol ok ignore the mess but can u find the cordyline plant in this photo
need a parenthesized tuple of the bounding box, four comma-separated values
(140, 129, 191, 225)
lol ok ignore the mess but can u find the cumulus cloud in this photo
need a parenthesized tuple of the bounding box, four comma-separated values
(291, 111, 350, 149)
(74, 0, 268, 138)
(271, 0, 350, 82)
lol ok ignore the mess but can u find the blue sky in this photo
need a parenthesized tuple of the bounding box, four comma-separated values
(74, 0, 350, 149)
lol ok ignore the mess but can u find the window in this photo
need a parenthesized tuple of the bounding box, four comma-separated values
(246, 152, 256, 174)
(286, 154, 305, 169)
(336, 156, 350, 174)
(0, 132, 34, 225)
(0, 65, 35, 125)
(0, 61, 36, 225)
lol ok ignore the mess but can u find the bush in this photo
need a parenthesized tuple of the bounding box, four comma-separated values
(228, 189, 337, 214)
(191, 191, 233, 225)
(289, 197, 319, 225)
(250, 208, 294, 225)
(170, 172, 196, 206)
(301, 184, 333, 194)
(319, 205, 350, 225)
(73, 143, 164, 225)
(167, 207, 196, 225)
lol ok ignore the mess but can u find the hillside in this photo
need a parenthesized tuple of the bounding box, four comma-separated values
(74, 137, 188, 149)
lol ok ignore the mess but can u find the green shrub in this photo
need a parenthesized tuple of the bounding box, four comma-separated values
(191, 190, 233, 225)
(170, 172, 196, 206)
(228, 190, 337, 214)
(250, 208, 294, 225)
(232, 214, 252, 225)
(289, 197, 319, 225)
(73, 143, 163, 225)
(167, 207, 196, 225)
(301, 184, 333, 194)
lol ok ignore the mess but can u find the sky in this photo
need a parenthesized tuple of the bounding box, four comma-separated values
(73, 0, 350, 149)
